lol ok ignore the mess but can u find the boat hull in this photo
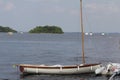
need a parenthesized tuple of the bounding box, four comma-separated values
(17, 63, 101, 74)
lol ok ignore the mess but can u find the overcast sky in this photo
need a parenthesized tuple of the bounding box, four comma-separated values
(0, 0, 120, 32)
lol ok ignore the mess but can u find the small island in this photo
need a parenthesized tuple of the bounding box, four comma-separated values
(0, 26, 17, 32)
(29, 25, 64, 34)
(0, 25, 64, 34)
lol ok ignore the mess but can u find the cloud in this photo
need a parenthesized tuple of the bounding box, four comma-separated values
(40, 5, 79, 17)
(24, 0, 60, 3)
(4, 2, 15, 11)
(41, 6, 66, 14)
(0, 0, 3, 7)
(0, 0, 14, 11)
(69, 10, 79, 16)
(54, 6, 65, 13)
(85, 2, 120, 14)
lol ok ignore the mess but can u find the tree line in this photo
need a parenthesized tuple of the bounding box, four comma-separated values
(0, 26, 17, 32)
(0, 25, 64, 34)
(29, 25, 63, 34)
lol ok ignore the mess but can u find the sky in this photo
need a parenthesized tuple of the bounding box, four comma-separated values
(0, 0, 120, 32)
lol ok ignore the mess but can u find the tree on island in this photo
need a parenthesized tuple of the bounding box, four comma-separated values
(29, 25, 64, 34)
(0, 26, 17, 32)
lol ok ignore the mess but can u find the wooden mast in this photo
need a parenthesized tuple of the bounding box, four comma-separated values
(80, 0, 85, 64)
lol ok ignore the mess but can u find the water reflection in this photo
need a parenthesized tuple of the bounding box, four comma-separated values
(19, 74, 114, 80)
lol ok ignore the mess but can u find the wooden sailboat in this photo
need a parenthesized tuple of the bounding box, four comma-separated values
(16, 0, 101, 75)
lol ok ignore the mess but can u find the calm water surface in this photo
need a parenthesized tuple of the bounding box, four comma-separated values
(0, 32, 120, 80)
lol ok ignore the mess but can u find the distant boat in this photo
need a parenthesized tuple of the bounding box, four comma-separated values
(8, 32, 13, 35)
(101, 33, 105, 35)
(16, 0, 101, 75)
(85, 32, 89, 35)
(20, 31, 24, 34)
(89, 32, 93, 36)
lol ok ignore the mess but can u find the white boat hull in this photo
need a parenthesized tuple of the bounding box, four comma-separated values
(17, 63, 101, 74)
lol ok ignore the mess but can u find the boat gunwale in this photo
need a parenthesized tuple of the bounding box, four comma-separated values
(17, 63, 101, 69)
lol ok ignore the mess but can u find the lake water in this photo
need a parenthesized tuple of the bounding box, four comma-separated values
(0, 32, 120, 80)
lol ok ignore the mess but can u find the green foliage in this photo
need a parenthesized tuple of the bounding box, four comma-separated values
(0, 26, 17, 32)
(0, 25, 64, 33)
(29, 25, 64, 34)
